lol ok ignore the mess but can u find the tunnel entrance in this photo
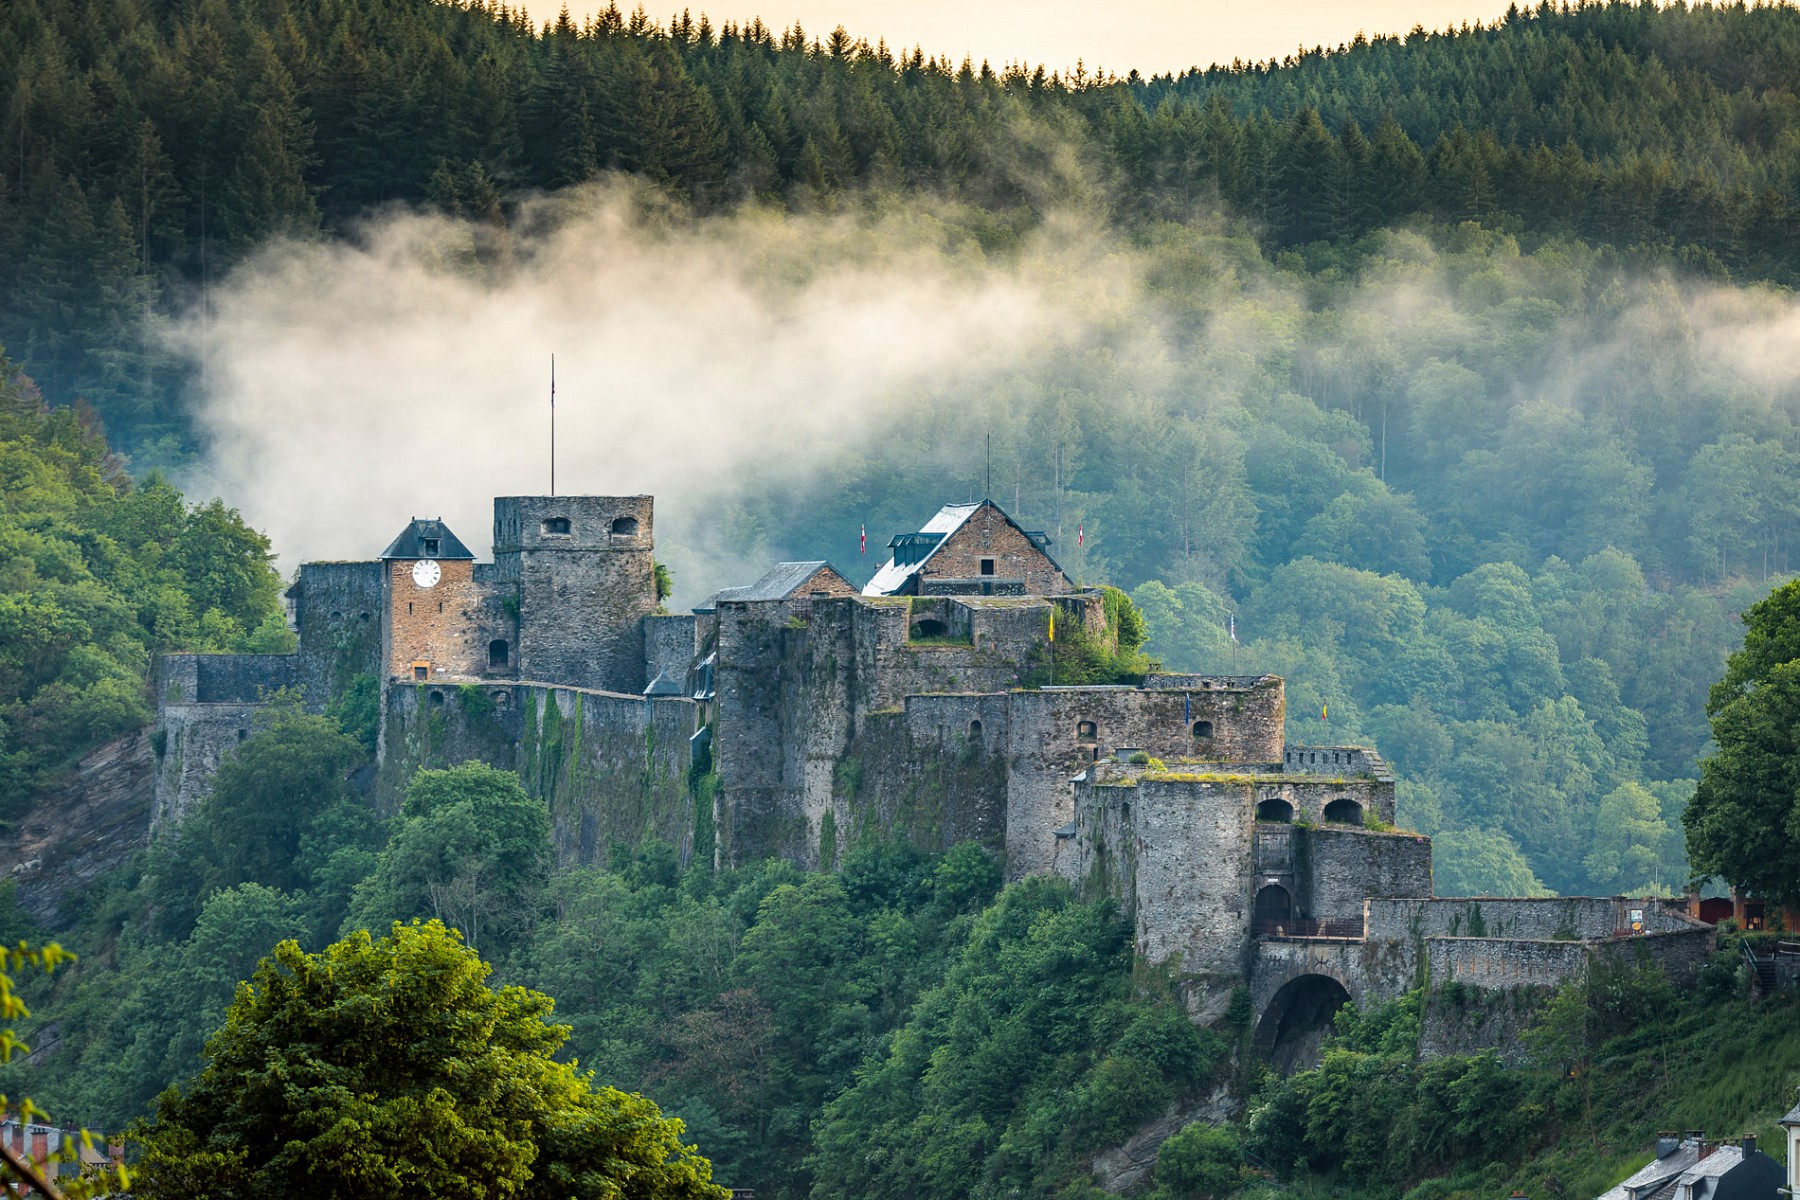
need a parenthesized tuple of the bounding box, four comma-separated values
(1254, 974, 1352, 1075)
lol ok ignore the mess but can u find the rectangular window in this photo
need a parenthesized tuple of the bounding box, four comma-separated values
(422, 538, 440, 555)
(413, 663, 429, 680)
(980, 558, 995, 576)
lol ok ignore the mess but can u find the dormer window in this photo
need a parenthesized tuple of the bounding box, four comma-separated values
(542, 517, 571, 536)
(421, 538, 439, 556)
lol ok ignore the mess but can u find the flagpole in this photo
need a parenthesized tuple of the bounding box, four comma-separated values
(550, 353, 556, 497)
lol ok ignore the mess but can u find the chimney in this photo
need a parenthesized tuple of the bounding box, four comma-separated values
(1656, 1133, 1680, 1158)
(1740, 1133, 1755, 1156)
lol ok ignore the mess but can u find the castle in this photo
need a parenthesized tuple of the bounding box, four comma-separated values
(153, 491, 1714, 1067)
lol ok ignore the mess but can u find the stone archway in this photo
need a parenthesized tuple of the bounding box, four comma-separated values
(1253, 973, 1353, 1075)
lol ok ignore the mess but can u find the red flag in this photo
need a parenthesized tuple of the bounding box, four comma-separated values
(1077, 523, 1084, 546)
(860, 524, 866, 555)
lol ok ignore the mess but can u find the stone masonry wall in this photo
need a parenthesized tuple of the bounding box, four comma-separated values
(378, 681, 701, 866)
(383, 557, 486, 680)
(153, 701, 265, 825)
(1009, 680, 1284, 880)
(917, 502, 1071, 594)
(1114, 777, 1257, 975)
(495, 495, 656, 695)
(292, 561, 384, 707)
(1368, 897, 1697, 941)
(1298, 827, 1433, 925)
(644, 614, 698, 691)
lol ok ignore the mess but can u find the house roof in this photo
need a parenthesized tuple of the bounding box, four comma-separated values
(863, 501, 1063, 595)
(379, 518, 474, 560)
(696, 562, 848, 612)
(1596, 1140, 1701, 1200)
(1780, 1094, 1800, 1127)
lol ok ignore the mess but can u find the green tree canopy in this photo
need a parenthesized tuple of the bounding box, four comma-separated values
(1685, 579, 1800, 907)
(131, 919, 728, 1200)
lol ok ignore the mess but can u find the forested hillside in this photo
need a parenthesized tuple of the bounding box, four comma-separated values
(13, 0, 1800, 443)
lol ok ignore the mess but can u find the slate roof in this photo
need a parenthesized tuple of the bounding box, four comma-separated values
(643, 669, 685, 697)
(1595, 1140, 1701, 1200)
(1780, 1095, 1800, 1126)
(379, 518, 474, 560)
(696, 562, 846, 611)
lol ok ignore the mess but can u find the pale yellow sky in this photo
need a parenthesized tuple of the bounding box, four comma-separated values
(547, 0, 1522, 76)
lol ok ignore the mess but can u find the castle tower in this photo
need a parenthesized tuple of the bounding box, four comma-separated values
(492, 496, 656, 694)
(379, 518, 480, 680)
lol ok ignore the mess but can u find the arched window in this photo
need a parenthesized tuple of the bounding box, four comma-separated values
(1257, 798, 1294, 823)
(1193, 720, 1214, 738)
(488, 639, 510, 669)
(428, 690, 445, 707)
(611, 516, 639, 536)
(542, 517, 571, 536)
(1077, 720, 1098, 741)
(1323, 798, 1363, 826)
(911, 618, 949, 639)
(968, 719, 983, 738)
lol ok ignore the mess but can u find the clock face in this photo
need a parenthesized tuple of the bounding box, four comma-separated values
(412, 559, 442, 589)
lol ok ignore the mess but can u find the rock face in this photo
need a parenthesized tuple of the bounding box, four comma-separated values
(2, 731, 155, 929)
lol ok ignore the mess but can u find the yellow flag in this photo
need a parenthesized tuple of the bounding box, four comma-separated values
(1322, 701, 1328, 720)
(1048, 608, 1056, 641)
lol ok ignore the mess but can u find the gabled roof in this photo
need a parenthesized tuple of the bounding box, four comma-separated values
(696, 562, 850, 612)
(863, 500, 1063, 595)
(1596, 1140, 1701, 1200)
(379, 518, 474, 560)
(1780, 1094, 1800, 1127)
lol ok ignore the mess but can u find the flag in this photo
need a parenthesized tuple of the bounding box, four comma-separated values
(1322, 701, 1328, 720)
(1228, 613, 1237, 643)
(1078, 523, 1084, 546)
(1048, 607, 1055, 642)
(860, 524, 866, 555)
(1184, 692, 1191, 723)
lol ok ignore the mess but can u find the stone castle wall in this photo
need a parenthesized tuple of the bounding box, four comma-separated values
(291, 561, 384, 704)
(384, 558, 486, 680)
(495, 495, 656, 694)
(378, 680, 701, 866)
(1299, 827, 1433, 924)
(917, 504, 1070, 594)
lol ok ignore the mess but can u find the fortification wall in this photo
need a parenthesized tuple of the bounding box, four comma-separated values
(644, 614, 697, 690)
(157, 653, 297, 705)
(378, 681, 700, 866)
(292, 561, 383, 706)
(1298, 827, 1433, 924)
(1008, 681, 1284, 881)
(384, 558, 486, 680)
(496, 496, 656, 694)
(1368, 897, 1697, 941)
(1114, 777, 1256, 974)
(153, 701, 265, 825)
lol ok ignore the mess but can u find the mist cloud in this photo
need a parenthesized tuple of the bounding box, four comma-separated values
(173, 180, 1138, 602)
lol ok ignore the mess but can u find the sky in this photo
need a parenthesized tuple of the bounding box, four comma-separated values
(539, 0, 1522, 77)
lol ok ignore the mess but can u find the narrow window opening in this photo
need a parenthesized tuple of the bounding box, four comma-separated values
(1193, 720, 1214, 738)
(968, 719, 983, 738)
(408, 602, 413, 615)
(413, 663, 429, 680)
(236, 728, 247, 742)
(1077, 720, 1098, 741)
(542, 517, 571, 536)
(980, 558, 995, 576)
(489, 639, 510, 669)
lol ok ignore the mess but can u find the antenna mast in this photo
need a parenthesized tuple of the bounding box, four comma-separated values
(985, 432, 991, 499)
(550, 353, 556, 497)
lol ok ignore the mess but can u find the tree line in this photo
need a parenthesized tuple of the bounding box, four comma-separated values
(14, 0, 1800, 448)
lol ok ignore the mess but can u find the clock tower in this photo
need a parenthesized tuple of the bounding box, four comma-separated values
(379, 518, 480, 681)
